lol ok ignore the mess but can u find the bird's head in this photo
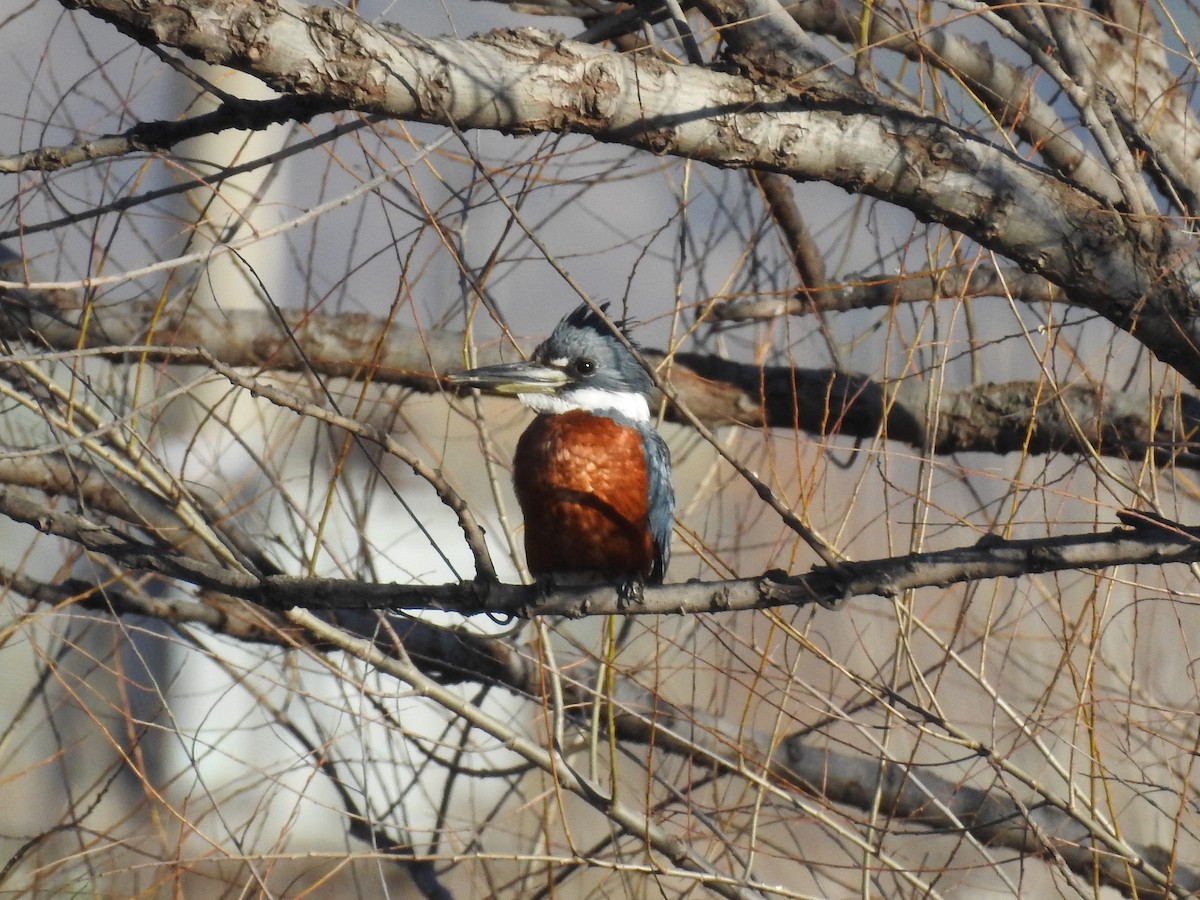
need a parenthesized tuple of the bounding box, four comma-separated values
(447, 303, 654, 423)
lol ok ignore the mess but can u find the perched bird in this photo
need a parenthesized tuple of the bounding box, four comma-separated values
(449, 304, 673, 583)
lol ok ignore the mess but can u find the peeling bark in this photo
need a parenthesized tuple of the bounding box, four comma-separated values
(53, 0, 1200, 386)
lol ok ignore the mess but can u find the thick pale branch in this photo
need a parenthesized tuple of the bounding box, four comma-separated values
(55, 0, 1200, 385)
(1084, 0, 1200, 206)
(563, 0, 1174, 213)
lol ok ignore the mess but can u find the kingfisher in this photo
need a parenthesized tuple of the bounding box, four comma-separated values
(449, 304, 673, 584)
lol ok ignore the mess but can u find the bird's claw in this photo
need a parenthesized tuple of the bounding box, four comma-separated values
(617, 577, 645, 611)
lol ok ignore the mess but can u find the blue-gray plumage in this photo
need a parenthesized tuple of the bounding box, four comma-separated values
(449, 303, 674, 583)
(640, 425, 673, 582)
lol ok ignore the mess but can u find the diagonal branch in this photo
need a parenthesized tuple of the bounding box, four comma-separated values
(0, 95, 340, 174)
(52, 0, 1200, 385)
(784, 0, 1125, 203)
(612, 682, 1200, 898)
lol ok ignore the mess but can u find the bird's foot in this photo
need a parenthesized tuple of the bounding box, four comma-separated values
(532, 572, 560, 599)
(616, 577, 645, 611)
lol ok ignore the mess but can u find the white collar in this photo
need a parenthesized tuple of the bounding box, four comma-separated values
(521, 387, 651, 423)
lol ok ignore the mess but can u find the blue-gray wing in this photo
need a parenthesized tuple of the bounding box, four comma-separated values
(641, 428, 674, 583)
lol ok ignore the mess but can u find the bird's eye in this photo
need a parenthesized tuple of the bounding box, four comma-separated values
(573, 358, 596, 376)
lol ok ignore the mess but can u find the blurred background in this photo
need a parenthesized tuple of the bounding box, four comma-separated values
(1, 0, 1198, 896)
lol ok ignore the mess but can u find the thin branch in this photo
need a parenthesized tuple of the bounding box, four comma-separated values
(9, 549, 1198, 897)
(287, 609, 770, 900)
(785, 0, 1125, 202)
(0, 95, 339, 175)
(0, 453, 275, 575)
(770, 726, 1199, 897)
(194, 351, 498, 580)
(253, 515, 1200, 617)
(0, 114, 376, 243)
(603, 678, 1199, 898)
(0, 566, 534, 692)
(689, 0, 870, 99)
(749, 171, 831, 307)
(712, 266, 1062, 317)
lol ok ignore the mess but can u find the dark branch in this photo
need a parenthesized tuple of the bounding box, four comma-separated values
(5, 481, 1198, 617)
(2, 278, 1198, 469)
(668, 351, 1200, 468)
(253, 515, 1200, 617)
(0, 95, 339, 175)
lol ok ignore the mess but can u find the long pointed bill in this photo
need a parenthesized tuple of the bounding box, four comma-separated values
(446, 361, 569, 396)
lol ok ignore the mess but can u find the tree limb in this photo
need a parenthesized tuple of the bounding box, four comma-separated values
(53, 0, 1200, 386)
(5, 479, 1198, 616)
(712, 266, 1063, 317)
(784, 0, 1125, 203)
(0, 95, 340, 174)
(3, 280, 1195, 469)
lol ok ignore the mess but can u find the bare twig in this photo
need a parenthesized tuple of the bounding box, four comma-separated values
(0, 95, 340, 175)
(749, 171, 830, 307)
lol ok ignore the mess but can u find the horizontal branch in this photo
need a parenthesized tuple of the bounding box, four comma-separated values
(712, 266, 1063, 317)
(54, 0, 1200, 385)
(0, 567, 536, 691)
(669, 351, 1200, 468)
(5, 479, 1197, 616)
(255, 515, 1200, 616)
(4, 279, 1196, 468)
